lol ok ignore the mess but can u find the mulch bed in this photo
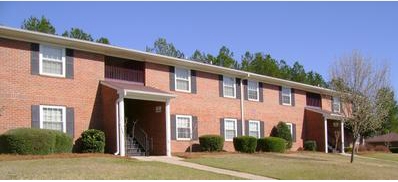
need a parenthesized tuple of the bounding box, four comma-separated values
(0, 153, 131, 162)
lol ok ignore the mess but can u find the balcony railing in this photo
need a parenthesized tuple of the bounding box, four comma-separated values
(105, 65, 144, 83)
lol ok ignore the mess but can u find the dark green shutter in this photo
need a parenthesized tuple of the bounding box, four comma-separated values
(30, 43, 40, 75)
(279, 86, 283, 105)
(260, 121, 265, 138)
(218, 75, 223, 97)
(169, 66, 175, 91)
(192, 116, 198, 140)
(245, 120, 249, 136)
(291, 88, 296, 106)
(171, 115, 176, 140)
(236, 78, 241, 99)
(259, 82, 264, 102)
(243, 80, 248, 100)
(191, 70, 197, 94)
(31, 105, 40, 128)
(220, 118, 224, 138)
(66, 107, 74, 137)
(65, 49, 74, 79)
(237, 119, 242, 137)
(292, 123, 297, 142)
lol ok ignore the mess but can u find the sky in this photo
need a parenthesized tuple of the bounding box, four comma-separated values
(0, 1, 397, 96)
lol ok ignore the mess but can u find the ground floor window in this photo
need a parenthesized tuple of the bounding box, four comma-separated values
(176, 115, 192, 140)
(40, 105, 66, 132)
(286, 122, 293, 137)
(248, 120, 260, 138)
(224, 118, 237, 141)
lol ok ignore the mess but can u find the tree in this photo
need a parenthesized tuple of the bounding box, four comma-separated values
(21, 16, 56, 34)
(62, 28, 94, 41)
(96, 37, 110, 45)
(329, 50, 391, 163)
(190, 50, 208, 63)
(376, 88, 398, 134)
(290, 62, 307, 83)
(271, 122, 293, 149)
(146, 38, 185, 58)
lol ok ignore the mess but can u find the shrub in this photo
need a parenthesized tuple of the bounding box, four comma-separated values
(257, 137, 286, 153)
(374, 145, 390, 152)
(389, 147, 398, 153)
(199, 135, 224, 152)
(344, 147, 353, 153)
(80, 129, 105, 153)
(304, 140, 317, 151)
(233, 136, 257, 153)
(271, 122, 292, 149)
(0, 128, 72, 155)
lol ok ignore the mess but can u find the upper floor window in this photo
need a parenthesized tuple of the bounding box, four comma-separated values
(306, 92, 321, 108)
(333, 97, 341, 113)
(40, 105, 66, 133)
(175, 67, 191, 92)
(282, 86, 292, 105)
(224, 118, 237, 141)
(40, 45, 65, 77)
(223, 76, 236, 98)
(176, 115, 192, 140)
(248, 120, 260, 138)
(248, 80, 259, 101)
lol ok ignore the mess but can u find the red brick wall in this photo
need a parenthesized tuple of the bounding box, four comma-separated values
(304, 110, 325, 152)
(321, 94, 333, 112)
(0, 38, 105, 141)
(100, 85, 118, 153)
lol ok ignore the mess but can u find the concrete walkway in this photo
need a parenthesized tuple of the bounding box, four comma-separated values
(133, 156, 275, 180)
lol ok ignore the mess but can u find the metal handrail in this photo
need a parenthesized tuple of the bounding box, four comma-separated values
(133, 126, 151, 156)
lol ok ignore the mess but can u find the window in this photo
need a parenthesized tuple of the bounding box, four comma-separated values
(333, 97, 341, 113)
(223, 76, 236, 98)
(306, 92, 321, 107)
(176, 115, 192, 140)
(286, 122, 293, 137)
(248, 120, 260, 138)
(175, 67, 191, 92)
(224, 118, 237, 141)
(282, 86, 292, 105)
(39, 45, 66, 77)
(40, 105, 66, 133)
(248, 80, 259, 101)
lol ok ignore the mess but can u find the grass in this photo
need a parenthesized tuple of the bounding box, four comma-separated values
(0, 154, 239, 180)
(360, 152, 398, 162)
(182, 151, 398, 180)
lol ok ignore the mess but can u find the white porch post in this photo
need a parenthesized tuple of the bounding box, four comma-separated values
(341, 121, 345, 153)
(165, 98, 171, 157)
(324, 117, 328, 153)
(119, 98, 125, 156)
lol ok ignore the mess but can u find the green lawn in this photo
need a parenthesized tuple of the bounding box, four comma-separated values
(0, 154, 239, 180)
(183, 152, 398, 180)
(360, 152, 398, 162)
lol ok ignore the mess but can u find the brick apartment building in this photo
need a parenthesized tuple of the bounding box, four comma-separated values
(0, 26, 351, 156)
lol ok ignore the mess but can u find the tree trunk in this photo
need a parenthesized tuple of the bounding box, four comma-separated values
(350, 137, 357, 163)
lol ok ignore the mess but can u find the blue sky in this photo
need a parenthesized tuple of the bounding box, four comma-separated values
(0, 2, 397, 95)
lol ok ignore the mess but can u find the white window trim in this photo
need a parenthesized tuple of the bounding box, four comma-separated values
(174, 67, 191, 93)
(286, 122, 293, 137)
(176, 115, 192, 141)
(333, 97, 341, 113)
(248, 120, 260, 138)
(39, 44, 66, 78)
(223, 76, 236, 98)
(247, 80, 259, 101)
(282, 86, 292, 106)
(39, 105, 66, 133)
(224, 118, 237, 141)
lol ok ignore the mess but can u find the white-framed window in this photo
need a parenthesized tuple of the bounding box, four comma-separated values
(286, 122, 293, 137)
(40, 105, 66, 133)
(248, 120, 260, 138)
(223, 76, 236, 98)
(175, 67, 191, 92)
(224, 118, 237, 141)
(176, 115, 192, 140)
(248, 80, 259, 101)
(282, 86, 292, 105)
(333, 97, 341, 113)
(39, 44, 66, 77)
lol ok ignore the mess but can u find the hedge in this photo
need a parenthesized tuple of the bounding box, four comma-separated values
(389, 147, 398, 153)
(199, 135, 224, 152)
(80, 129, 106, 153)
(0, 128, 72, 155)
(304, 140, 317, 151)
(233, 136, 257, 153)
(271, 122, 293, 149)
(257, 137, 286, 153)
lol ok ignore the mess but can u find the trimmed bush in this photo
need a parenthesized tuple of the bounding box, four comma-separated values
(80, 129, 106, 153)
(389, 147, 398, 153)
(257, 137, 286, 153)
(304, 140, 317, 151)
(271, 122, 292, 149)
(0, 128, 72, 155)
(233, 136, 257, 153)
(374, 145, 390, 152)
(199, 135, 224, 152)
(344, 147, 353, 153)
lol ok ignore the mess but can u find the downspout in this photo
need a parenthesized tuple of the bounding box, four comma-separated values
(114, 92, 124, 155)
(240, 73, 250, 136)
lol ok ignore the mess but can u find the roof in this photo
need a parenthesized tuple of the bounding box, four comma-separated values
(366, 133, 398, 143)
(101, 80, 176, 102)
(305, 106, 343, 120)
(0, 25, 335, 95)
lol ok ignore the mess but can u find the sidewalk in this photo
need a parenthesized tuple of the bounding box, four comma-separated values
(134, 156, 275, 180)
